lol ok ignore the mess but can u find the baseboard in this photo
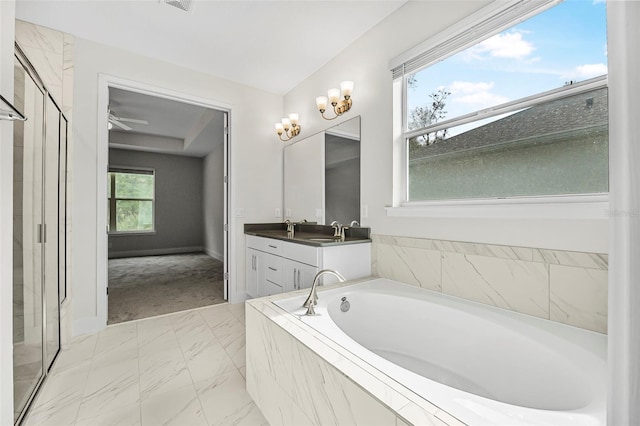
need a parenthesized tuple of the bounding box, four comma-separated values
(204, 248, 224, 262)
(108, 246, 204, 259)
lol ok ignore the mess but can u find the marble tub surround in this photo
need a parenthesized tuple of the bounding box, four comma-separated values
(246, 283, 463, 426)
(372, 234, 608, 333)
(244, 222, 371, 247)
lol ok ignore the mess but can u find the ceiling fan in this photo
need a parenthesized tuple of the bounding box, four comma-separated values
(108, 108, 149, 131)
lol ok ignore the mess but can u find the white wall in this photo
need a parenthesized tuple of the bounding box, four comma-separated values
(283, 0, 607, 254)
(0, 2, 15, 424)
(72, 37, 284, 335)
(203, 141, 225, 261)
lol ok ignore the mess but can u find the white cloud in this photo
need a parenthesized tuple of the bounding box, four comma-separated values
(472, 31, 535, 60)
(564, 63, 608, 80)
(449, 81, 495, 94)
(449, 81, 509, 109)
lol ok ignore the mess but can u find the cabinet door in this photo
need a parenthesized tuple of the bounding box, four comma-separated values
(283, 259, 318, 292)
(246, 248, 261, 298)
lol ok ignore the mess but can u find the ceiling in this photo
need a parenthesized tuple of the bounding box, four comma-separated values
(108, 87, 226, 157)
(15, 0, 407, 96)
(16, 1, 406, 156)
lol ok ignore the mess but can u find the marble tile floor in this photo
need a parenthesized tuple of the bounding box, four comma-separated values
(23, 302, 269, 426)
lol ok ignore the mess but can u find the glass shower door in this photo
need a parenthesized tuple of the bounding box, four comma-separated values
(13, 55, 45, 422)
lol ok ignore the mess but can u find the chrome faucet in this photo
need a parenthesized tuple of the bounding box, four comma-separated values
(302, 269, 346, 316)
(284, 219, 295, 236)
(350, 220, 360, 227)
(330, 221, 342, 238)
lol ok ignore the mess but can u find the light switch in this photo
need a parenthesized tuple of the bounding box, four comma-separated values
(236, 208, 245, 217)
(275, 208, 281, 217)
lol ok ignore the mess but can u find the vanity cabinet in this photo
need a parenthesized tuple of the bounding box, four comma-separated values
(246, 248, 262, 298)
(245, 235, 370, 298)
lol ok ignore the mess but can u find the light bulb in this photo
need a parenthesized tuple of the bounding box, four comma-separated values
(328, 88, 340, 104)
(281, 118, 291, 130)
(289, 113, 299, 125)
(340, 81, 354, 98)
(275, 123, 284, 134)
(316, 96, 328, 111)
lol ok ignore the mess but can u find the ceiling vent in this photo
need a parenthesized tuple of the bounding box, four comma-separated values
(164, 0, 192, 12)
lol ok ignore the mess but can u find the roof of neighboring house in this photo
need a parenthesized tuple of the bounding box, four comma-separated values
(411, 87, 608, 160)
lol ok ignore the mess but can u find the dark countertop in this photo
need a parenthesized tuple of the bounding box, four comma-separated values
(244, 223, 371, 247)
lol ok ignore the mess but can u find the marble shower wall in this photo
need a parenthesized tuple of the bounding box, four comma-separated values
(15, 20, 74, 346)
(372, 234, 608, 334)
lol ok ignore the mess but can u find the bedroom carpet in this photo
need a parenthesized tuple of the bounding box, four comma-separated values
(108, 253, 225, 324)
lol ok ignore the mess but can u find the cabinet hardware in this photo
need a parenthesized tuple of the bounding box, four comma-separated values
(268, 245, 277, 249)
(268, 267, 277, 271)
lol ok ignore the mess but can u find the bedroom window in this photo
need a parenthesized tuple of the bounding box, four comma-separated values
(392, 0, 608, 203)
(108, 168, 155, 233)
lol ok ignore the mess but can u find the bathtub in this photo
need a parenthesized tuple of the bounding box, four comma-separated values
(274, 278, 607, 425)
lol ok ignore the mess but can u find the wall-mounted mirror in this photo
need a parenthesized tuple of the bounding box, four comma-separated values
(284, 116, 360, 225)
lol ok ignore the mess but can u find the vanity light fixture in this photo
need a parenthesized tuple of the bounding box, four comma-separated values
(275, 113, 301, 141)
(315, 81, 353, 120)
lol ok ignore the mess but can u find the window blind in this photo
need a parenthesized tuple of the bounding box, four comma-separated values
(390, 0, 558, 80)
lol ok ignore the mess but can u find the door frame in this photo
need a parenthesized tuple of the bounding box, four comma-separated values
(96, 74, 234, 327)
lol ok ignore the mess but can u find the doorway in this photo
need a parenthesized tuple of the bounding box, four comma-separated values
(103, 85, 230, 324)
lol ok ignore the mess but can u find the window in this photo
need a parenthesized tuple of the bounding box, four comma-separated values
(393, 0, 608, 203)
(108, 168, 155, 233)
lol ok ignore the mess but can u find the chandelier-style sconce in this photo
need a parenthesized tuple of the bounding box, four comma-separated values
(275, 113, 301, 141)
(315, 81, 354, 120)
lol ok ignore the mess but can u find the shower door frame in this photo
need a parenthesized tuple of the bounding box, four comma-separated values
(13, 43, 65, 425)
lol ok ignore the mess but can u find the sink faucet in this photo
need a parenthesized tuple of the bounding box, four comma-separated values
(284, 219, 295, 236)
(330, 221, 342, 238)
(302, 269, 346, 315)
(350, 220, 360, 227)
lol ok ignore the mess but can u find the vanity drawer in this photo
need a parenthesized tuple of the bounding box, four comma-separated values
(282, 241, 319, 267)
(263, 254, 282, 284)
(264, 280, 283, 296)
(253, 237, 283, 255)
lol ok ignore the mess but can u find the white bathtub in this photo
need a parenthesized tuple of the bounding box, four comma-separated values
(274, 278, 607, 425)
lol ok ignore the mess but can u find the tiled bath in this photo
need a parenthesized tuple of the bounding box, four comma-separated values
(372, 234, 608, 333)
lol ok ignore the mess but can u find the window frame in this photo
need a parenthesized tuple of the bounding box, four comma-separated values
(108, 166, 156, 235)
(390, 0, 609, 218)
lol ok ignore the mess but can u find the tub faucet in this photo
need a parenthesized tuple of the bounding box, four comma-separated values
(303, 269, 346, 316)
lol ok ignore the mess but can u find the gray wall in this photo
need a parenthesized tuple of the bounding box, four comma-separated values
(108, 148, 204, 257)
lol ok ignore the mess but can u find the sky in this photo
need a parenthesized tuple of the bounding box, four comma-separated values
(407, 0, 608, 128)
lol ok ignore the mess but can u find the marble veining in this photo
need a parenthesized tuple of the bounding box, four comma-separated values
(16, 20, 64, 54)
(372, 234, 608, 269)
(246, 292, 463, 426)
(24, 303, 263, 426)
(373, 234, 607, 332)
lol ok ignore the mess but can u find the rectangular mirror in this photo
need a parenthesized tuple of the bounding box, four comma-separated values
(284, 116, 360, 225)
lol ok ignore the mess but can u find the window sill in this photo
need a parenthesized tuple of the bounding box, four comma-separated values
(386, 194, 609, 220)
(108, 231, 157, 236)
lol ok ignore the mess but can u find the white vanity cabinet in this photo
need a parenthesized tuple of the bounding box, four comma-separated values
(245, 234, 370, 298)
(246, 248, 262, 298)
